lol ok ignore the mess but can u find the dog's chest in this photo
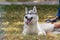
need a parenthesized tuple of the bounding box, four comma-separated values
(27, 25, 37, 33)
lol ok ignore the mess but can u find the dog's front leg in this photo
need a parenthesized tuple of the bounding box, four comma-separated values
(22, 26, 29, 36)
(37, 24, 46, 35)
(22, 29, 28, 36)
(37, 24, 46, 36)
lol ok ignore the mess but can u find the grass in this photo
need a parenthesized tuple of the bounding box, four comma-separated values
(2, 5, 59, 22)
(0, 22, 60, 40)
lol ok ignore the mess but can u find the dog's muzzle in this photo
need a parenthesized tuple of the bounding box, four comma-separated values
(25, 16, 33, 24)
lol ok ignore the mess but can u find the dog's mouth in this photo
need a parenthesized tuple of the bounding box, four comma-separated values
(26, 19, 31, 24)
(25, 17, 33, 24)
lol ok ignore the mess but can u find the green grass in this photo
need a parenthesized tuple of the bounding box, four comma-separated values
(2, 5, 59, 22)
(0, 22, 60, 40)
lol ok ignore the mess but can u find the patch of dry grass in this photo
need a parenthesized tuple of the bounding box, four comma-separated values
(0, 22, 60, 40)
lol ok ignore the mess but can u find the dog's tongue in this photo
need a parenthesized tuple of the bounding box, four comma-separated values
(26, 20, 31, 24)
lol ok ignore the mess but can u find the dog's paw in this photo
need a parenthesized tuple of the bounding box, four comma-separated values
(38, 32, 43, 36)
(22, 33, 26, 36)
(38, 32, 46, 36)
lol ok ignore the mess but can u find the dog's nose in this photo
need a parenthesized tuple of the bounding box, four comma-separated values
(25, 16, 28, 19)
(25, 16, 33, 20)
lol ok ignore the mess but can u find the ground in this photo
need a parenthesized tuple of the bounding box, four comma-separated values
(0, 21, 60, 40)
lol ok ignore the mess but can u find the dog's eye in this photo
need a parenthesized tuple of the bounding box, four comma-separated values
(25, 16, 28, 19)
(29, 13, 31, 14)
(31, 17, 33, 19)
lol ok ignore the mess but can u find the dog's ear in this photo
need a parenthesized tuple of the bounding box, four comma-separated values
(25, 7, 28, 14)
(33, 6, 37, 13)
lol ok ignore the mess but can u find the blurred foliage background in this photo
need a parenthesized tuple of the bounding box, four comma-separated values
(6, 0, 37, 2)
(1, 5, 59, 22)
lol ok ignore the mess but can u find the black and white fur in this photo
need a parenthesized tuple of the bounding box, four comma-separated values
(22, 6, 60, 36)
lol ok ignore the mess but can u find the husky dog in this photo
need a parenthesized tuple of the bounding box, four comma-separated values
(22, 6, 60, 36)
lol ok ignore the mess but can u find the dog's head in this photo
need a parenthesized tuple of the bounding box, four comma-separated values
(24, 6, 38, 25)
